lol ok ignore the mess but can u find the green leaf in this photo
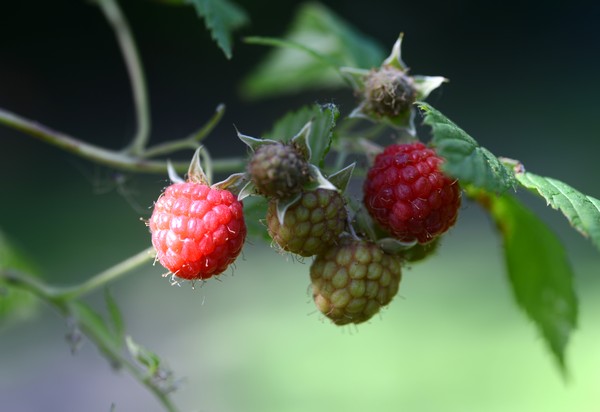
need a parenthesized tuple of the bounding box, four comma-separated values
(126, 336, 161, 376)
(516, 171, 600, 251)
(241, 2, 384, 99)
(187, 0, 248, 59)
(71, 301, 122, 356)
(264, 104, 339, 168)
(104, 288, 125, 349)
(263, 105, 320, 142)
(242, 196, 271, 242)
(0, 230, 39, 325)
(308, 103, 339, 167)
(419, 102, 517, 193)
(482, 191, 577, 372)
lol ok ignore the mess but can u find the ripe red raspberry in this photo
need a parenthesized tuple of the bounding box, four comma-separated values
(363, 142, 461, 243)
(266, 189, 347, 257)
(149, 182, 246, 280)
(310, 238, 402, 325)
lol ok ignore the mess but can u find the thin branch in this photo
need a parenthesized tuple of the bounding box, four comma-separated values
(0, 107, 245, 174)
(0, 269, 60, 301)
(142, 104, 226, 159)
(189, 103, 226, 143)
(55, 247, 155, 301)
(142, 140, 201, 159)
(94, 0, 151, 155)
(72, 304, 179, 412)
(0, 268, 179, 412)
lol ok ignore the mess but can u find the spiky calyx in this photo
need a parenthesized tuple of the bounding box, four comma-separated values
(363, 66, 416, 118)
(248, 142, 310, 199)
(266, 189, 347, 257)
(310, 238, 402, 325)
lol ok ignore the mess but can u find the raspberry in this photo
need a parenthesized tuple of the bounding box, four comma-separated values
(363, 66, 416, 118)
(266, 189, 347, 257)
(310, 238, 402, 325)
(363, 142, 461, 243)
(248, 142, 309, 198)
(149, 182, 246, 280)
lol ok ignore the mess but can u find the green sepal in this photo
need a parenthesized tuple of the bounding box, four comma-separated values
(186, 147, 211, 184)
(275, 194, 302, 226)
(236, 127, 279, 151)
(212, 172, 250, 199)
(349, 102, 416, 134)
(413, 75, 448, 101)
(289, 121, 312, 161)
(382, 33, 409, 71)
(236, 180, 257, 201)
(306, 164, 337, 192)
(376, 237, 418, 255)
(167, 160, 185, 183)
(327, 162, 356, 193)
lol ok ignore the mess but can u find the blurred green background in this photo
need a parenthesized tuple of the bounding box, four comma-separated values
(1, 0, 599, 411)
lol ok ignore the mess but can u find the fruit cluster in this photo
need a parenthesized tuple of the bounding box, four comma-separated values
(148, 37, 460, 325)
(148, 128, 460, 326)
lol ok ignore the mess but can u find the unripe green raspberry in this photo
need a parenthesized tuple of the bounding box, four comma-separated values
(364, 66, 416, 118)
(310, 238, 402, 325)
(248, 142, 309, 199)
(266, 189, 347, 257)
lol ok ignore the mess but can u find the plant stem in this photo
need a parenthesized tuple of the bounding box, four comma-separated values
(120, 359, 179, 412)
(0, 267, 179, 412)
(94, 0, 151, 155)
(0, 108, 245, 174)
(142, 104, 226, 159)
(0, 107, 172, 172)
(0, 269, 60, 301)
(72, 304, 179, 412)
(1, 247, 154, 302)
(142, 140, 201, 159)
(55, 247, 155, 301)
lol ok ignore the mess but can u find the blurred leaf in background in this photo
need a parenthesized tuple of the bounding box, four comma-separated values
(0, 230, 39, 327)
(241, 2, 385, 99)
